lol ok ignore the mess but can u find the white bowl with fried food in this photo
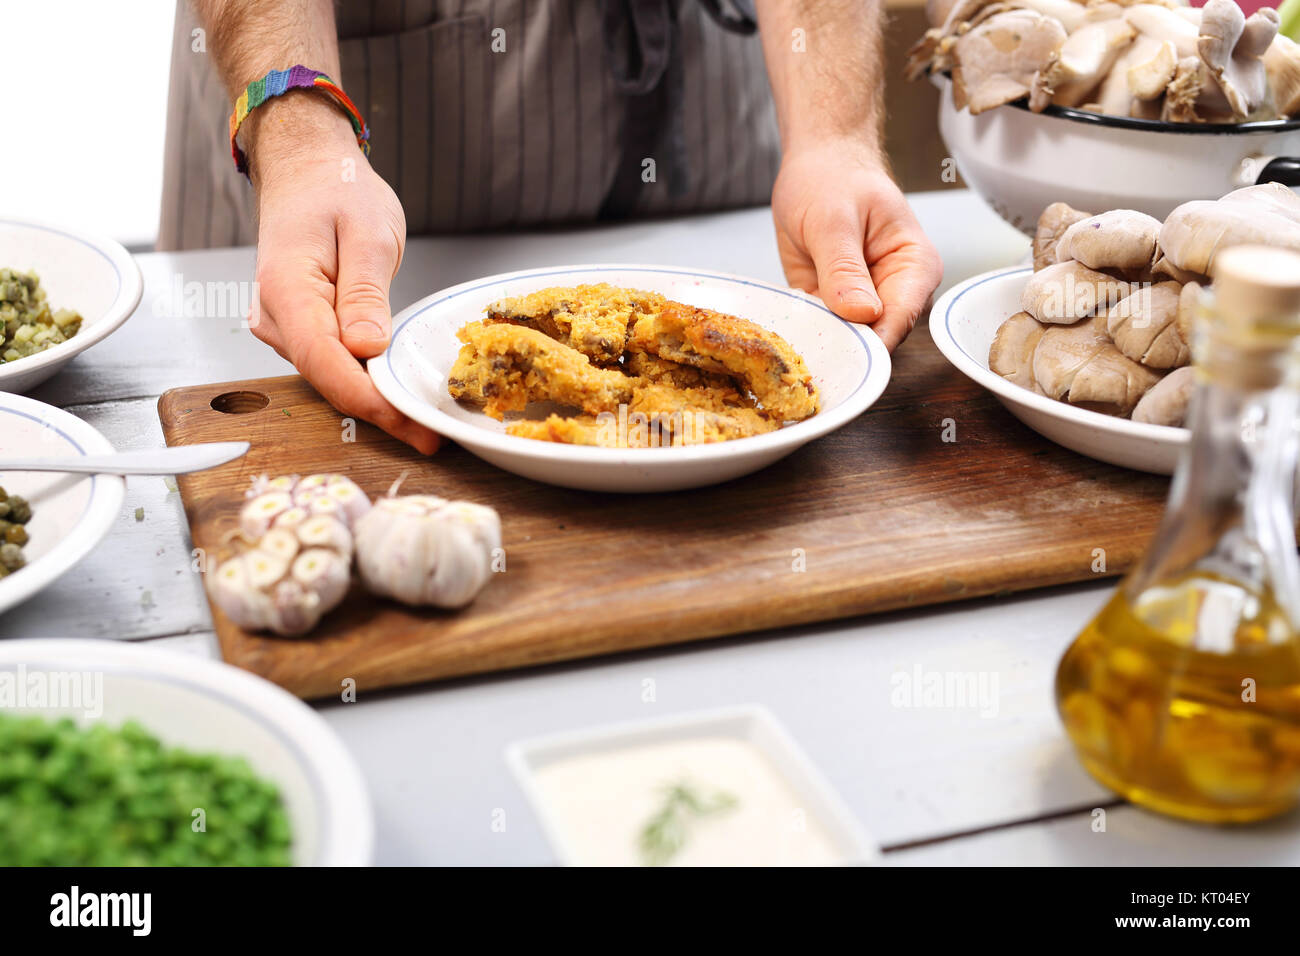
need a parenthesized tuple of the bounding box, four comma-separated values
(931, 266, 1187, 474)
(0, 217, 143, 394)
(371, 265, 891, 492)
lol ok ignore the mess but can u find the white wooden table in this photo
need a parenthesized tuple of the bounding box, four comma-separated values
(10, 190, 1299, 865)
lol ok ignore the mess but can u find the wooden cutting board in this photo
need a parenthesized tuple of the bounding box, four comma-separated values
(157, 322, 1169, 700)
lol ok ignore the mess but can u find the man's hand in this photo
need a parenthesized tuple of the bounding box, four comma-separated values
(247, 97, 439, 454)
(755, 0, 942, 352)
(195, 0, 437, 454)
(771, 140, 942, 352)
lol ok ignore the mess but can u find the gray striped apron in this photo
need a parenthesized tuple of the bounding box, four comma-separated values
(157, 0, 781, 250)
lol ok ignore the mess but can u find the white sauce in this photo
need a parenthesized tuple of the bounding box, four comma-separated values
(530, 736, 843, 866)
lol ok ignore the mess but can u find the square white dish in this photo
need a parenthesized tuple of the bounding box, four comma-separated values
(507, 704, 879, 867)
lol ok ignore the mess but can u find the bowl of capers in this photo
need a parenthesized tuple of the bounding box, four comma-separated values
(0, 218, 142, 394)
(0, 392, 125, 615)
(0, 488, 33, 579)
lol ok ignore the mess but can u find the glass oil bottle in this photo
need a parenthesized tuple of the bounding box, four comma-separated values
(1056, 246, 1300, 823)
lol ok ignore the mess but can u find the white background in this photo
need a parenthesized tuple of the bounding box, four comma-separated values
(0, 2, 175, 249)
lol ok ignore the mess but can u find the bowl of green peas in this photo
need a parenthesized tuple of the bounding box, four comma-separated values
(0, 639, 373, 866)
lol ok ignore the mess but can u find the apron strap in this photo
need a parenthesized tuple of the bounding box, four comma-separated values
(598, 0, 759, 218)
(599, 0, 689, 217)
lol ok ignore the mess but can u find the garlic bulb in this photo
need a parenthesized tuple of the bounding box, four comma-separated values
(240, 473, 370, 539)
(207, 511, 353, 636)
(354, 495, 501, 608)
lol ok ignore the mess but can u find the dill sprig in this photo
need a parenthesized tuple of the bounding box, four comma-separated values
(638, 781, 738, 866)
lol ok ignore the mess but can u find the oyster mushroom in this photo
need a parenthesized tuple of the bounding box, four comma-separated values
(951, 10, 1069, 114)
(1264, 35, 1300, 117)
(1132, 366, 1196, 426)
(1021, 260, 1137, 323)
(905, 0, 995, 80)
(1031, 313, 1162, 415)
(1130, 96, 1164, 120)
(1197, 0, 1278, 119)
(1030, 16, 1136, 111)
(1157, 183, 1300, 279)
(1125, 3, 1201, 59)
(1163, 54, 1207, 122)
(1105, 281, 1189, 368)
(1084, 34, 1158, 115)
(1016, 0, 1090, 32)
(1033, 202, 1091, 271)
(989, 311, 1048, 393)
(1032, 313, 1110, 400)
(1056, 209, 1162, 275)
(1175, 281, 1201, 345)
(1065, 346, 1165, 416)
(1128, 38, 1178, 100)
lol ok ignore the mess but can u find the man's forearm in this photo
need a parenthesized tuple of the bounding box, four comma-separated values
(754, 0, 885, 156)
(194, 0, 354, 182)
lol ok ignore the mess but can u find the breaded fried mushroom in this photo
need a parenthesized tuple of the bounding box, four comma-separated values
(624, 351, 739, 392)
(456, 322, 638, 419)
(628, 302, 819, 421)
(485, 283, 666, 364)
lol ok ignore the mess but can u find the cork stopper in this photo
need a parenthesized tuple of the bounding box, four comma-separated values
(1213, 246, 1300, 333)
(1196, 246, 1300, 389)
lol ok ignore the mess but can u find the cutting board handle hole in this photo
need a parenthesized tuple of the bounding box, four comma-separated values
(211, 390, 270, 414)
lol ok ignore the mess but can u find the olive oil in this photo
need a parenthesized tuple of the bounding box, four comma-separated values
(1056, 245, 1300, 823)
(1057, 580, 1300, 823)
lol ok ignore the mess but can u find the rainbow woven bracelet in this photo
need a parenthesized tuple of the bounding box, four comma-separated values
(229, 65, 370, 176)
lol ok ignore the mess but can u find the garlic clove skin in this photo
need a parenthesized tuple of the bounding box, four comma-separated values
(354, 496, 502, 609)
(240, 492, 294, 539)
(292, 547, 351, 607)
(300, 493, 345, 520)
(207, 512, 354, 637)
(244, 474, 371, 538)
(258, 527, 301, 563)
(272, 505, 312, 530)
(356, 504, 432, 605)
(323, 476, 372, 525)
(243, 550, 291, 591)
(206, 557, 274, 631)
(296, 474, 371, 527)
(426, 503, 502, 608)
(268, 580, 322, 637)
(296, 514, 354, 559)
(295, 474, 332, 493)
(245, 473, 298, 499)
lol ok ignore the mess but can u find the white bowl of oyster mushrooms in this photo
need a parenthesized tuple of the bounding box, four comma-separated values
(913, 0, 1300, 230)
(931, 182, 1300, 474)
